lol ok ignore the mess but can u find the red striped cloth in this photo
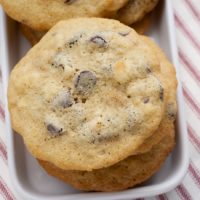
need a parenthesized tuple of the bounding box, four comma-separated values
(0, 0, 200, 199)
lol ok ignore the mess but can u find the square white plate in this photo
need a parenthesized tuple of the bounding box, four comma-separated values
(0, 1, 189, 199)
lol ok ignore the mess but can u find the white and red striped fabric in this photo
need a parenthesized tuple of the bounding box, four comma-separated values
(0, 0, 200, 199)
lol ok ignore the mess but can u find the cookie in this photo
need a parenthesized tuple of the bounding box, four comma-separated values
(133, 36, 177, 154)
(115, 0, 159, 25)
(20, 24, 45, 46)
(19, 27, 172, 157)
(38, 123, 175, 192)
(131, 13, 152, 35)
(1, 0, 128, 31)
(8, 18, 165, 171)
(20, 14, 152, 47)
(37, 36, 177, 191)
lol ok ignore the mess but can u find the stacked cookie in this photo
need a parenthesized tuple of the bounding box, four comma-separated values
(0, 0, 159, 45)
(8, 18, 177, 191)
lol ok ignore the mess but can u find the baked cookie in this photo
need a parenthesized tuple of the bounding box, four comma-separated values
(20, 24, 45, 46)
(38, 124, 175, 192)
(1, 0, 128, 31)
(37, 37, 177, 191)
(18, 31, 175, 156)
(115, 0, 159, 25)
(131, 13, 152, 35)
(8, 18, 165, 171)
(133, 36, 177, 154)
(20, 14, 152, 47)
(20, 13, 152, 47)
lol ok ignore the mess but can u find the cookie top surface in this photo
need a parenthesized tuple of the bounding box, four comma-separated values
(1, 0, 128, 31)
(38, 118, 175, 192)
(115, 0, 159, 25)
(8, 18, 165, 171)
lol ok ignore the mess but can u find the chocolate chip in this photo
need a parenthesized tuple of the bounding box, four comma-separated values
(64, 0, 76, 4)
(97, 134, 119, 143)
(146, 67, 152, 73)
(51, 62, 64, 70)
(89, 134, 120, 144)
(74, 97, 78, 103)
(90, 36, 107, 47)
(118, 31, 130, 36)
(143, 97, 149, 104)
(74, 71, 97, 94)
(167, 103, 176, 120)
(68, 39, 78, 48)
(51, 52, 71, 70)
(47, 123, 63, 136)
(53, 91, 73, 108)
(81, 98, 86, 103)
(159, 85, 164, 101)
(66, 35, 82, 48)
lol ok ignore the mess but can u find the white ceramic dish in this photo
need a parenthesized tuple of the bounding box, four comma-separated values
(0, 1, 189, 199)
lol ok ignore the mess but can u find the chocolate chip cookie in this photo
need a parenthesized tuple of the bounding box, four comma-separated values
(37, 36, 177, 192)
(8, 18, 165, 171)
(1, 0, 128, 31)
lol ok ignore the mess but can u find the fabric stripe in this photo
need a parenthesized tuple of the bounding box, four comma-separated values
(157, 194, 168, 200)
(0, 103, 5, 121)
(188, 161, 200, 188)
(176, 25, 200, 70)
(0, 177, 15, 200)
(135, 198, 145, 200)
(174, 13, 200, 53)
(178, 49, 200, 85)
(0, 138, 7, 162)
(182, 85, 200, 119)
(187, 124, 200, 153)
(176, 184, 193, 200)
(184, 0, 200, 21)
